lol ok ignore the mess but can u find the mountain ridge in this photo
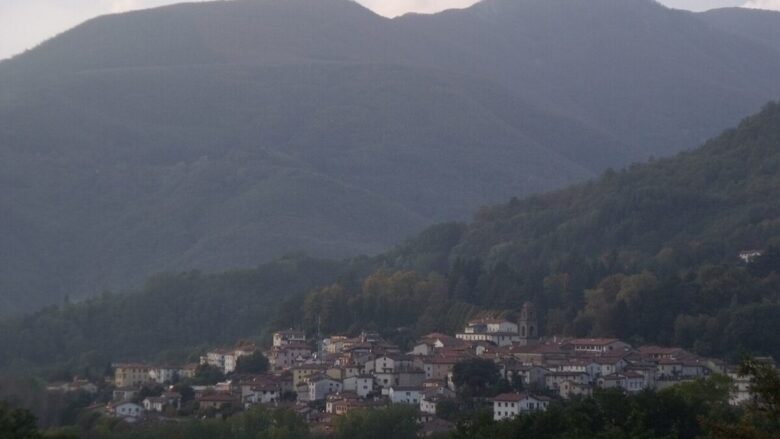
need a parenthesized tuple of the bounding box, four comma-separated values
(1, 0, 780, 313)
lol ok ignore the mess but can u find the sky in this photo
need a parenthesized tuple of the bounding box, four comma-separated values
(1, 0, 779, 60)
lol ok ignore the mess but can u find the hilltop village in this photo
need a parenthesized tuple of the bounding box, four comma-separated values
(53, 303, 770, 435)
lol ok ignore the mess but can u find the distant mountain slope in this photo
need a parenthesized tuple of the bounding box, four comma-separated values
(0, 62, 604, 312)
(2, 103, 779, 372)
(1, 0, 780, 312)
(395, 101, 780, 269)
(300, 101, 780, 360)
(395, 0, 780, 156)
(698, 7, 780, 53)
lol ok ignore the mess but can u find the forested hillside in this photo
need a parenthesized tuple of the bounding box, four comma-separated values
(2, 0, 780, 313)
(2, 104, 780, 374)
(290, 102, 780, 360)
(0, 256, 358, 375)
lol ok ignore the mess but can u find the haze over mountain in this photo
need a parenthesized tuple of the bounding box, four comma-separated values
(698, 6, 780, 51)
(1, 0, 780, 314)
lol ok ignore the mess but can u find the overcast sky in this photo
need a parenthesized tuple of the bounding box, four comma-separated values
(1, 0, 779, 60)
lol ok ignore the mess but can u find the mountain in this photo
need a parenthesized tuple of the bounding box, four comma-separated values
(0, 62, 604, 314)
(2, 102, 779, 373)
(293, 101, 780, 360)
(394, 0, 780, 156)
(2, 0, 780, 313)
(698, 7, 780, 53)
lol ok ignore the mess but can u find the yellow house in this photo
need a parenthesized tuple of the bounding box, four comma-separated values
(292, 364, 326, 387)
(114, 363, 152, 388)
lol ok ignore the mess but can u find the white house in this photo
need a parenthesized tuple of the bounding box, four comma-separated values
(268, 344, 312, 371)
(110, 401, 144, 422)
(739, 250, 763, 263)
(365, 354, 414, 374)
(388, 386, 423, 404)
(493, 393, 550, 421)
(244, 383, 280, 406)
(420, 395, 439, 415)
(456, 319, 521, 347)
(559, 380, 593, 399)
(545, 371, 588, 390)
(343, 375, 374, 398)
(728, 369, 753, 406)
(501, 363, 548, 388)
(273, 330, 307, 348)
(142, 392, 181, 413)
(112, 387, 138, 402)
(597, 372, 646, 392)
(562, 338, 631, 354)
(419, 387, 455, 415)
(586, 357, 628, 381)
(307, 375, 342, 401)
(656, 359, 684, 379)
(148, 366, 180, 384)
(47, 379, 98, 394)
(201, 345, 256, 374)
(463, 319, 519, 335)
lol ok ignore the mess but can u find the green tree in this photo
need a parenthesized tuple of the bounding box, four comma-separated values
(452, 358, 501, 398)
(708, 358, 780, 439)
(333, 406, 419, 439)
(0, 402, 40, 439)
(190, 365, 225, 386)
(233, 352, 270, 375)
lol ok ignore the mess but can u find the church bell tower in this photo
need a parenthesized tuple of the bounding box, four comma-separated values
(518, 302, 539, 345)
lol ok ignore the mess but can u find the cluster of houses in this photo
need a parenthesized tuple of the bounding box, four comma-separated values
(51, 302, 771, 433)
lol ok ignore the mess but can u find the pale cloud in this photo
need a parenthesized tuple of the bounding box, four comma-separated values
(742, 0, 780, 10)
(0, 0, 215, 60)
(357, 0, 479, 17)
(1, 0, 778, 61)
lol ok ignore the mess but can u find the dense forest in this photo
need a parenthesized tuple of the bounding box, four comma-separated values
(0, 256, 359, 376)
(281, 101, 780, 360)
(2, 103, 780, 380)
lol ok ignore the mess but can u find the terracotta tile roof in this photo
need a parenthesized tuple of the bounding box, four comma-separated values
(198, 393, 236, 402)
(565, 338, 622, 346)
(493, 392, 526, 402)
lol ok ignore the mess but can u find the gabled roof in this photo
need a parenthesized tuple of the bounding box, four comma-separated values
(113, 363, 150, 369)
(109, 401, 142, 409)
(197, 393, 236, 402)
(275, 329, 306, 336)
(390, 386, 423, 392)
(308, 374, 341, 383)
(565, 338, 622, 346)
(292, 364, 326, 371)
(280, 343, 312, 350)
(494, 392, 524, 402)
(493, 392, 549, 402)
(590, 357, 626, 365)
(546, 371, 587, 378)
(637, 345, 685, 355)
